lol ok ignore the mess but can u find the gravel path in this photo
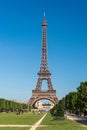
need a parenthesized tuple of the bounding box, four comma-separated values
(30, 113, 47, 130)
(0, 124, 32, 127)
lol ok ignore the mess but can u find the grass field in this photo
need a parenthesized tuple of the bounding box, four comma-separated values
(0, 112, 43, 130)
(0, 112, 87, 130)
(37, 113, 87, 130)
(0, 112, 43, 125)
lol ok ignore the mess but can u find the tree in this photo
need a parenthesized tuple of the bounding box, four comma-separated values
(55, 81, 87, 115)
(58, 97, 65, 110)
(0, 98, 5, 112)
(77, 81, 87, 112)
(64, 92, 78, 113)
(0, 98, 28, 112)
(50, 104, 64, 119)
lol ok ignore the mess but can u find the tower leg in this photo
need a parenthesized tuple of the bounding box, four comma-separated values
(35, 78, 42, 91)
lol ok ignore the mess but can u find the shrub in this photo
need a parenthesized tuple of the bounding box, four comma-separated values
(50, 104, 64, 120)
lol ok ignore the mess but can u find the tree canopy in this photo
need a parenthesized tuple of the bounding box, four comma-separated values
(0, 98, 28, 112)
(57, 81, 87, 114)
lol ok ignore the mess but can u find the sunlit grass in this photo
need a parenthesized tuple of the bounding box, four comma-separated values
(0, 112, 43, 125)
(37, 113, 87, 130)
(0, 112, 87, 130)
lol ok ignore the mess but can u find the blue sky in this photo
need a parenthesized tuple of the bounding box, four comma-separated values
(0, 0, 87, 102)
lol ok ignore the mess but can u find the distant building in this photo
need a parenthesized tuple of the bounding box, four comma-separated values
(35, 100, 54, 111)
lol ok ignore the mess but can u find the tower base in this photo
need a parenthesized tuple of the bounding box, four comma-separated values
(28, 90, 58, 106)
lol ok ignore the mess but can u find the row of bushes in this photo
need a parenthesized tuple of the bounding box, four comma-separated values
(0, 98, 28, 112)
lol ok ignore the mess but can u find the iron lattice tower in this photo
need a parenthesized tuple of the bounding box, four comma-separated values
(28, 16, 58, 106)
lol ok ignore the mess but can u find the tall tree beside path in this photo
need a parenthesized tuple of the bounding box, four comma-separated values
(65, 92, 78, 113)
(77, 81, 87, 112)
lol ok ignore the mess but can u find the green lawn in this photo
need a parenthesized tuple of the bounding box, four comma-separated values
(36, 113, 87, 130)
(0, 112, 87, 130)
(0, 112, 43, 130)
(0, 128, 29, 130)
(0, 112, 43, 125)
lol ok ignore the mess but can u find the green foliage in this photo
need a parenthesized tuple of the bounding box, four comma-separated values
(50, 104, 64, 119)
(59, 81, 87, 114)
(65, 92, 78, 112)
(77, 81, 87, 112)
(58, 97, 65, 110)
(0, 98, 28, 112)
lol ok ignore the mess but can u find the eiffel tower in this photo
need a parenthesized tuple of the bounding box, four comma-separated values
(28, 15, 58, 106)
